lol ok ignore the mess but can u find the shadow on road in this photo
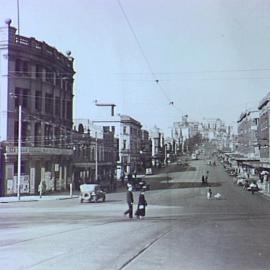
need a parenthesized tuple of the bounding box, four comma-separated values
(148, 181, 222, 191)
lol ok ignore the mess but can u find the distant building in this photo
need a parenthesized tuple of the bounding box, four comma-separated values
(173, 115, 201, 154)
(82, 114, 143, 179)
(150, 126, 164, 166)
(119, 115, 142, 176)
(71, 122, 116, 191)
(139, 129, 152, 171)
(258, 93, 270, 164)
(237, 110, 259, 158)
(0, 20, 75, 195)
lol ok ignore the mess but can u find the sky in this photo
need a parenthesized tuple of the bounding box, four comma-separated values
(1, 0, 270, 135)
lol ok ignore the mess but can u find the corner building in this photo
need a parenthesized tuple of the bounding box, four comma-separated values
(0, 20, 75, 195)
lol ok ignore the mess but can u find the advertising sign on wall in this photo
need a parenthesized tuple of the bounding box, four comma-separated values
(6, 175, 30, 195)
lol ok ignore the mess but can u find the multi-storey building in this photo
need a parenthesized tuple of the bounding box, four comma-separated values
(139, 129, 152, 171)
(237, 110, 259, 158)
(120, 115, 142, 175)
(173, 116, 201, 154)
(150, 126, 165, 166)
(258, 93, 270, 164)
(72, 121, 116, 191)
(0, 20, 75, 195)
(84, 113, 143, 178)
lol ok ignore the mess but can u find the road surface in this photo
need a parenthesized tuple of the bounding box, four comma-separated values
(1, 159, 270, 270)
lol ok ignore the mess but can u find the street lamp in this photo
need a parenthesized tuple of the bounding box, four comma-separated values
(94, 100, 116, 116)
(93, 101, 118, 182)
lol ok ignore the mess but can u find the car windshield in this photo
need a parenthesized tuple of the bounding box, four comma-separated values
(80, 184, 97, 193)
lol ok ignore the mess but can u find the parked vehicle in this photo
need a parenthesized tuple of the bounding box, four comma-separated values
(228, 170, 237, 177)
(80, 184, 106, 203)
(236, 176, 246, 186)
(247, 182, 259, 194)
(129, 178, 150, 191)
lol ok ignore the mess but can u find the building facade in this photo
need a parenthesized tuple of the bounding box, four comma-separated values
(139, 129, 152, 172)
(119, 115, 142, 176)
(72, 122, 116, 191)
(150, 126, 165, 167)
(0, 20, 75, 195)
(258, 93, 270, 164)
(237, 110, 259, 158)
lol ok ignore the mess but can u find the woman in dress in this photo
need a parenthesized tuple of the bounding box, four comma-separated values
(136, 190, 147, 219)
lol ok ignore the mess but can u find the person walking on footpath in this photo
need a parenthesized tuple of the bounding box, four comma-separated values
(124, 186, 134, 219)
(205, 175, 208, 185)
(207, 188, 212, 199)
(201, 175, 205, 185)
(135, 189, 147, 219)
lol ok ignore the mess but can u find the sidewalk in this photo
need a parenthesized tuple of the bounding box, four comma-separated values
(0, 185, 127, 203)
(0, 192, 79, 203)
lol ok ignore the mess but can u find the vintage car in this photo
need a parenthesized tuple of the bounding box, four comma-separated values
(79, 184, 106, 203)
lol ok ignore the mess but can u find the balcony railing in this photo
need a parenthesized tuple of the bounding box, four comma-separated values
(14, 35, 73, 68)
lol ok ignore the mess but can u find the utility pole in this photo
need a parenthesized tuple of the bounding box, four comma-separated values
(17, 104, 22, 200)
(17, 0, 20, 35)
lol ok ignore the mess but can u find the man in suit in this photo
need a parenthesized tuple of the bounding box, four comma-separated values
(124, 185, 134, 218)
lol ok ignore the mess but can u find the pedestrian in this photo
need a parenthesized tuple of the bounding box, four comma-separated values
(201, 175, 205, 185)
(133, 169, 137, 179)
(124, 186, 134, 219)
(205, 175, 208, 184)
(120, 171, 125, 187)
(207, 188, 212, 199)
(135, 189, 147, 219)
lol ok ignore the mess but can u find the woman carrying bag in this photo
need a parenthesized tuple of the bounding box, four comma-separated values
(135, 189, 147, 219)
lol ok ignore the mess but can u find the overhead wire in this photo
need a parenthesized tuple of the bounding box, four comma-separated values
(117, 0, 178, 110)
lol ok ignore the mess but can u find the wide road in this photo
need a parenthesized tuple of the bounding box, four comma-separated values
(1, 159, 270, 270)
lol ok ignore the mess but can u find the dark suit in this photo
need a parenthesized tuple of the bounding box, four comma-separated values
(124, 190, 134, 218)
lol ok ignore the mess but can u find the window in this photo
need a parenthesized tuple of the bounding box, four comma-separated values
(15, 59, 22, 74)
(54, 127, 60, 146)
(14, 88, 29, 109)
(14, 121, 29, 146)
(45, 69, 53, 84)
(36, 65, 41, 79)
(55, 97, 60, 116)
(67, 101, 72, 120)
(62, 100, 66, 119)
(123, 126, 127, 135)
(35, 91, 42, 112)
(22, 89, 29, 108)
(34, 122, 41, 146)
(14, 161, 26, 175)
(123, 140, 126, 150)
(15, 59, 29, 76)
(23, 61, 29, 76)
(44, 124, 53, 146)
(45, 93, 53, 114)
(56, 72, 61, 87)
(103, 126, 110, 133)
